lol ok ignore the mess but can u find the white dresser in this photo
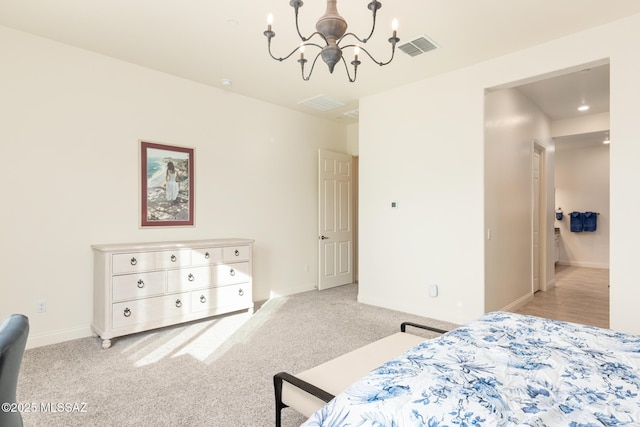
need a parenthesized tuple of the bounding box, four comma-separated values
(92, 238, 254, 349)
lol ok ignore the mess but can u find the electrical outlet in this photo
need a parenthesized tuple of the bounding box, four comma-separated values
(429, 284, 438, 298)
(36, 300, 47, 313)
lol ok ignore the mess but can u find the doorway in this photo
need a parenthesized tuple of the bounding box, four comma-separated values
(517, 63, 611, 273)
(485, 60, 610, 317)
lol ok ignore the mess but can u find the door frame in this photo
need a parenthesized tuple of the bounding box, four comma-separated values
(533, 141, 548, 292)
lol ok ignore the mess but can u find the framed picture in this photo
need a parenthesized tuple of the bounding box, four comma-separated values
(140, 141, 194, 227)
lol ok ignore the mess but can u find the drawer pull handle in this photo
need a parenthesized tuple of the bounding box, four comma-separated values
(170, 254, 177, 262)
(130, 257, 137, 266)
(188, 273, 195, 281)
(123, 308, 131, 317)
(205, 252, 210, 259)
(200, 295, 207, 303)
(137, 280, 144, 289)
(234, 249, 240, 256)
(175, 299, 182, 308)
(238, 288, 244, 297)
(229, 268, 235, 276)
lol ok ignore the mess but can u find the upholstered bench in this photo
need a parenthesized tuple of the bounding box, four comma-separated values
(273, 322, 448, 426)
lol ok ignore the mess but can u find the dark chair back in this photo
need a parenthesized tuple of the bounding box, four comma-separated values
(0, 314, 29, 427)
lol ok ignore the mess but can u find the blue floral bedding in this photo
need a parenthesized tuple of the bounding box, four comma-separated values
(302, 312, 640, 426)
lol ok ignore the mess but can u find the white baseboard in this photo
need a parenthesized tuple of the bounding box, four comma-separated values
(27, 325, 93, 349)
(500, 292, 534, 312)
(557, 260, 609, 269)
(357, 294, 413, 315)
(267, 283, 316, 299)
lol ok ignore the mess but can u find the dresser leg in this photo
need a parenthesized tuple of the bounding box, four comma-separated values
(101, 339, 112, 349)
(248, 305, 255, 314)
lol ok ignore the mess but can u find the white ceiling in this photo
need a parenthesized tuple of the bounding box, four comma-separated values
(0, 0, 636, 123)
(517, 65, 610, 121)
(516, 63, 611, 149)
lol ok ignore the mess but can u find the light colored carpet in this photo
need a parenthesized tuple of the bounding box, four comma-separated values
(17, 284, 456, 426)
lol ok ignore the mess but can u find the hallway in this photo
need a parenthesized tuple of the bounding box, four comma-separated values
(514, 265, 609, 328)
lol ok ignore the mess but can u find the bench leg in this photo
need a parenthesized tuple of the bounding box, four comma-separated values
(273, 372, 335, 426)
(274, 374, 287, 427)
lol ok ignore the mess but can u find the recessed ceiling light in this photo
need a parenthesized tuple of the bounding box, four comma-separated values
(221, 79, 232, 86)
(578, 105, 590, 112)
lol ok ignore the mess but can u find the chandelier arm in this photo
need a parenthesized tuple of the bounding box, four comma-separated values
(267, 41, 307, 62)
(363, 1, 381, 42)
(292, 2, 311, 42)
(338, 32, 369, 46)
(343, 44, 397, 67)
(338, 2, 380, 45)
(340, 56, 357, 83)
(376, 43, 397, 66)
(291, 4, 329, 43)
(304, 31, 329, 45)
(301, 52, 324, 81)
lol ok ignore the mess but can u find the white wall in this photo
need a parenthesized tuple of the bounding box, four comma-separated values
(0, 26, 348, 347)
(346, 122, 359, 156)
(553, 112, 610, 137)
(484, 88, 553, 313)
(555, 143, 610, 268)
(359, 13, 640, 334)
(358, 67, 486, 325)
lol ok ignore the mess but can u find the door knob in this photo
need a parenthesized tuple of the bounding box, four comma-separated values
(320, 235, 329, 240)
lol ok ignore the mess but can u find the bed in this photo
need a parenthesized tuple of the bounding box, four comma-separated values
(300, 311, 640, 426)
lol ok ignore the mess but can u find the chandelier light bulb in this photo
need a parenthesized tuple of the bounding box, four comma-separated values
(392, 18, 398, 31)
(354, 46, 360, 56)
(267, 14, 273, 25)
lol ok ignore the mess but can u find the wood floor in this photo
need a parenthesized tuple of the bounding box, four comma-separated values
(513, 264, 610, 329)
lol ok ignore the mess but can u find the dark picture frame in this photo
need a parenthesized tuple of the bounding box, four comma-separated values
(140, 141, 194, 227)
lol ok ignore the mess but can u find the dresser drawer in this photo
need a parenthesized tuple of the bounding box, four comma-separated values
(215, 262, 250, 286)
(191, 247, 223, 266)
(167, 266, 214, 292)
(112, 252, 156, 274)
(155, 249, 191, 269)
(112, 292, 189, 329)
(190, 284, 251, 313)
(222, 245, 250, 262)
(112, 271, 166, 302)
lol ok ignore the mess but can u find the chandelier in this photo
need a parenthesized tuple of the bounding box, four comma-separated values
(263, 0, 399, 82)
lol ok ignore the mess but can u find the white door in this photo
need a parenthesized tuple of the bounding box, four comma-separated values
(318, 150, 353, 290)
(532, 147, 541, 292)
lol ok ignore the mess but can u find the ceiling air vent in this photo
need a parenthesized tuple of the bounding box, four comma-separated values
(398, 35, 438, 57)
(298, 95, 345, 111)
